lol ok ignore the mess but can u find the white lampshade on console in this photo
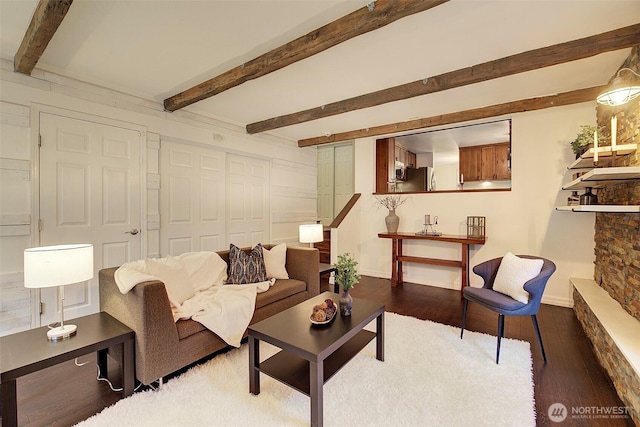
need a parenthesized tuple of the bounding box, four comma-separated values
(24, 244, 94, 341)
(299, 224, 323, 247)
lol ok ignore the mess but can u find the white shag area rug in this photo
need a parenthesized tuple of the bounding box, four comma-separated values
(76, 312, 535, 426)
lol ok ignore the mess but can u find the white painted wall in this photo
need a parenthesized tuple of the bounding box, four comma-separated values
(0, 60, 316, 334)
(339, 103, 597, 308)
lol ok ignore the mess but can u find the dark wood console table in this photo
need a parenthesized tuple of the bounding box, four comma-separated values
(378, 232, 486, 295)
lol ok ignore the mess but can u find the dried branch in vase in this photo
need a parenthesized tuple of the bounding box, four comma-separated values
(375, 195, 408, 211)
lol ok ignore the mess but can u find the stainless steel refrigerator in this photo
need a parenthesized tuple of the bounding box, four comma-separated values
(397, 167, 434, 192)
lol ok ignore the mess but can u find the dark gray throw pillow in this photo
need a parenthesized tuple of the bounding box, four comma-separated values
(226, 243, 268, 284)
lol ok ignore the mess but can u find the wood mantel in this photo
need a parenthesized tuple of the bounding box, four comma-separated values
(378, 232, 486, 296)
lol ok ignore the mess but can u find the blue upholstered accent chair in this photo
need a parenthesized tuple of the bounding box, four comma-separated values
(460, 255, 556, 364)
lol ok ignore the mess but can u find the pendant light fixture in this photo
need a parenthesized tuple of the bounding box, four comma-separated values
(596, 67, 640, 107)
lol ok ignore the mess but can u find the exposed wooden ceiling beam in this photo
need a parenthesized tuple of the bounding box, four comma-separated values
(248, 23, 640, 135)
(163, 0, 449, 112)
(298, 85, 606, 147)
(14, 0, 73, 75)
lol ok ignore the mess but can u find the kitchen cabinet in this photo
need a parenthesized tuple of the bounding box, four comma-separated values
(459, 147, 481, 181)
(406, 151, 416, 168)
(395, 144, 409, 165)
(395, 143, 416, 167)
(459, 142, 510, 182)
(494, 143, 511, 180)
(481, 146, 495, 180)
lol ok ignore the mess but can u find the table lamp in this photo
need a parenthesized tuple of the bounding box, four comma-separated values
(24, 244, 94, 341)
(299, 224, 323, 248)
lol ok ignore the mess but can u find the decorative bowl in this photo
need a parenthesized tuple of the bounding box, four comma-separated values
(310, 303, 336, 325)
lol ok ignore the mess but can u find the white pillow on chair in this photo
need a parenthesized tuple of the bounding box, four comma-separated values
(493, 252, 544, 304)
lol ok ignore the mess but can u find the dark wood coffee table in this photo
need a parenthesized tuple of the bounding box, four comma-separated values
(248, 291, 384, 427)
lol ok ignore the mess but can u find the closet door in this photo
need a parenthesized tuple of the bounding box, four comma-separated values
(333, 144, 354, 215)
(317, 142, 354, 225)
(39, 112, 143, 323)
(160, 140, 226, 255)
(317, 146, 334, 226)
(226, 154, 270, 247)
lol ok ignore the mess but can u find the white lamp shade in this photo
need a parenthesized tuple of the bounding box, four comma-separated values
(299, 224, 323, 244)
(24, 244, 94, 288)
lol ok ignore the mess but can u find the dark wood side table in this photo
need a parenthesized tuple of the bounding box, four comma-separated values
(319, 263, 337, 293)
(0, 312, 134, 427)
(378, 232, 486, 296)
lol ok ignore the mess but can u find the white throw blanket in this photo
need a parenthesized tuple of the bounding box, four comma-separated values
(114, 252, 274, 347)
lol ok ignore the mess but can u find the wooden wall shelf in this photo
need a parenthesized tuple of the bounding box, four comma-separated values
(556, 205, 640, 213)
(562, 166, 640, 190)
(567, 144, 637, 169)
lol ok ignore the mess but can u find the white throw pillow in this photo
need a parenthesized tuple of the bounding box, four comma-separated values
(146, 259, 195, 307)
(262, 243, 289, 279)
(493, 252, 544, 304)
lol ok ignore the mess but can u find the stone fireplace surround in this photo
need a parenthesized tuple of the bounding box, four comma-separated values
(573, 46, 640, 425)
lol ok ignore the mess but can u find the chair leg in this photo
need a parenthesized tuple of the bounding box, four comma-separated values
(496, 314, 504, 364)
(460, 299, 468, 339)
(531, 315, 547, 363)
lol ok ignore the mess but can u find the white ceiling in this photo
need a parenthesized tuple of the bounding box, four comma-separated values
(396, 119, 510, 165)
(1, 0, 639, 143)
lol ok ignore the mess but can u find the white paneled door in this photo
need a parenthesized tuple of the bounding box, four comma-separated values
(317, 145, 334, 226)
(333, 143, 354, 216)
(38, 112, 143, 325)
(226, 154, 269, 248)
(160, 140, 226, 255)
(316, 142, 354, 225)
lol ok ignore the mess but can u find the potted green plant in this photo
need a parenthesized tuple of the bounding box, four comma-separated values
(571, 125, 607, 157)
(334, 252, 361, 316)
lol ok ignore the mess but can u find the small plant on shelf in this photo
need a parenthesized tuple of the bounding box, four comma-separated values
(571, 125, 608, 156)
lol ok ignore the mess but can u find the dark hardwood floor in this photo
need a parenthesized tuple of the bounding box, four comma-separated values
(6, 276, 632, 426)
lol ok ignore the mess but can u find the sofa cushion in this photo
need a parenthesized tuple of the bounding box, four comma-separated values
(176, 318, 208, 340)
(226, 243, 268, 284)
(255, 279, 306, 309)
(263, 242, 289, 279)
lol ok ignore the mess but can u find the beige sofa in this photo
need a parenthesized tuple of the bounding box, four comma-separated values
(99, 245, 319, 385)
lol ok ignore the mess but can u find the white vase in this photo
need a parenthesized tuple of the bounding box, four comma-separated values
(385, 209, 399, 233)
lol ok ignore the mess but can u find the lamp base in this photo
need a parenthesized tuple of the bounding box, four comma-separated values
(47, 324, 77, 341)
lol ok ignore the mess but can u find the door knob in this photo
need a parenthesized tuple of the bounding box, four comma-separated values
(125, 228, 140, 235)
